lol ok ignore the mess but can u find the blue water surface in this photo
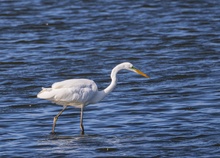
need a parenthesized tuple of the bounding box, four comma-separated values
(0, 0, 220, 157)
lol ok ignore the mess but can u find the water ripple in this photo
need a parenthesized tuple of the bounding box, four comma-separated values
(0, 0, 220, 157)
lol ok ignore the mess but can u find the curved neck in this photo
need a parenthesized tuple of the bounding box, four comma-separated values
(103, 66, 118, 95)
(91, 65, 121, 103)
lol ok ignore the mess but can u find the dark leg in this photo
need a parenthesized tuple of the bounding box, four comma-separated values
(52, 105, 67, 134)
(80, 107, 84, 135)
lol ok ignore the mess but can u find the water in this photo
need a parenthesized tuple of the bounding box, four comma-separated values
(0, 0, 220, 157)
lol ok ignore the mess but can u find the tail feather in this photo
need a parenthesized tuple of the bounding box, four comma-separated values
(37, 87, 54, 99)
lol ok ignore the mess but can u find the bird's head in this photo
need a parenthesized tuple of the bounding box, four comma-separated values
(121, 62, 150, 78)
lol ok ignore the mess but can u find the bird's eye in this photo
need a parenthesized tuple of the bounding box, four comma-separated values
(131, 66, 135, 69)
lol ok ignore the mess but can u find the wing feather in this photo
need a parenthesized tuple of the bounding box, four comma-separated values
(37, 79, 98, 107)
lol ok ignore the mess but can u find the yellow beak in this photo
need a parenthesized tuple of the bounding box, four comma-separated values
(134, 68, 150, 78)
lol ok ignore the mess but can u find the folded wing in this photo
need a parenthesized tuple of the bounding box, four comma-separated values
(37, 79, 98, 107)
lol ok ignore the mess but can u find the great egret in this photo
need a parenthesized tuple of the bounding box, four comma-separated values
(37, 62, 149, 134)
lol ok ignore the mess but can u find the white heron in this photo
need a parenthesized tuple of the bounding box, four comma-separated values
(37, 62, 149, 134)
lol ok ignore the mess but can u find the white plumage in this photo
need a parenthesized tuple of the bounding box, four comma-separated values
(37, 62, 149, 134)
(38, 79, 98, 108)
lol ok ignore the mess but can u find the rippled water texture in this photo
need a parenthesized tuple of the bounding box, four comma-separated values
(0, 0, 220, 157)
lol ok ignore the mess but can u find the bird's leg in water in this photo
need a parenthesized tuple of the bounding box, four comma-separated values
(80, 107, 84, 135)
(52, 105, 67, 134)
